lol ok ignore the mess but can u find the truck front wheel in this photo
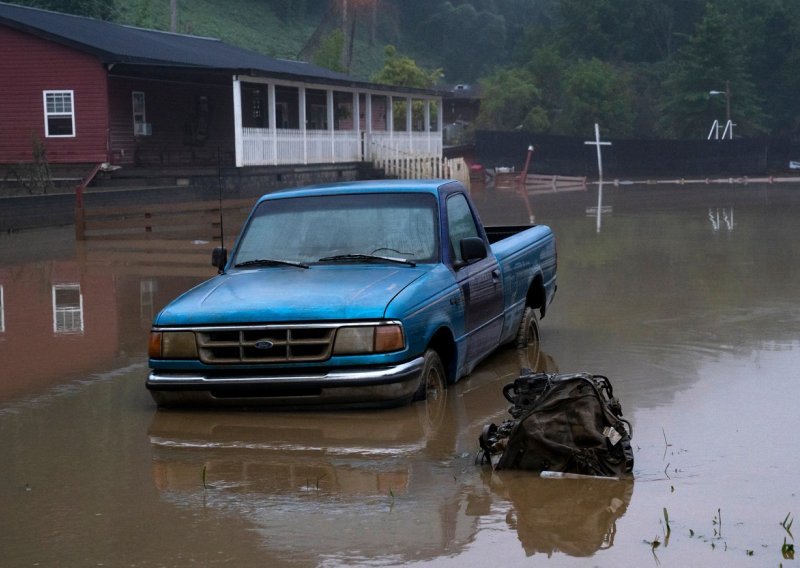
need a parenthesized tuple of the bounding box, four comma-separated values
(413, 349, 446, 402)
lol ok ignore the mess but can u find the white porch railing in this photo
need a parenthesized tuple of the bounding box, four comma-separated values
(242, 128, 363, 165)
(241, 128, 442, 167)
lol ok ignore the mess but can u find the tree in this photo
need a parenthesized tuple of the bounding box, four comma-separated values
(421, 2, 507, 82)
(371, 45, 441, 88)
(22, 0, 116, 19)
(371, 45, 441, 129)
(525, 46, 568, 131)
(312, 30, 347, 73)
(556, 59, 636, 137)
(732, 0, 800, 135)
(659, 3, 766, 138)
(475, 68, 549, 132)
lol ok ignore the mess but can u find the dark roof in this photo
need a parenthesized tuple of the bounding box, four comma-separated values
(445, 84, 482, 99)
(0, 2, 441, 96)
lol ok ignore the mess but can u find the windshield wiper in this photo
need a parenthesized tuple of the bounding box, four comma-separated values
(318, 253, 416, 267)
(234, 258, 309, 269)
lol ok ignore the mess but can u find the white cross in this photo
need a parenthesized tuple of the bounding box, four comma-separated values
(584, 124, 612, 233)
(584, 123, 611, 179)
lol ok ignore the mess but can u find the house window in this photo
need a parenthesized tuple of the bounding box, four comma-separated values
(275, 85, 299, 129)
(52, 284, 84, 334)
(43, 90, 75, 137)
(242, 84, 268, 128)
(306, 89, 328, 130)
(132, 91, 146, 127)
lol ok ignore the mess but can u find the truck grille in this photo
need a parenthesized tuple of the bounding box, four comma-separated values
(196, 326, 335, 364)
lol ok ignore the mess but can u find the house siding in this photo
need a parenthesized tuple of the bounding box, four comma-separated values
(0, 25, 109, 164)
(108, 77, 234, 166)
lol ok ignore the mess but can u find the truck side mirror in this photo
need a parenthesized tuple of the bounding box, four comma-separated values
(460, 237, 487, 264)
(212, 247, 227, 270)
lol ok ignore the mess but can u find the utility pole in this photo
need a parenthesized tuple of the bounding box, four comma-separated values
(724, 80, 731, 123)
(170, 0, 178, 33)
(340, 0, 348, 71)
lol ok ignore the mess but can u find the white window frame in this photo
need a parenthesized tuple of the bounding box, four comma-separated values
(132, 91, 146, 127)
(52, 284, 84, 334)
(0, 285, 4, 333)
(43, 90, 76, 138)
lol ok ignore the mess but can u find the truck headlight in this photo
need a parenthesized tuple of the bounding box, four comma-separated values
(149, 331, 198, 359)
(333, 324, 404, 355)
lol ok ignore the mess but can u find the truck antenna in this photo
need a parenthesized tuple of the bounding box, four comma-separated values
(217, 147, 224, 248)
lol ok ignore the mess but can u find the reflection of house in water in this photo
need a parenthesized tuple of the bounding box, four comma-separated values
(0, 260, 117, 400)
(0, 253, 206, 401)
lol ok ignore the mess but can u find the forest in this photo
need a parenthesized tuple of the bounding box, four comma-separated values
(13, 0, 800, 140)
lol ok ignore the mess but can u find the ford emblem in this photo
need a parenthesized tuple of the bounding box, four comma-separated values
(254, 340, 274, 350)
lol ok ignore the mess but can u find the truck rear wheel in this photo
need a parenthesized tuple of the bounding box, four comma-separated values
(413, 349, 446, 402)
(515, 307, 542, 370)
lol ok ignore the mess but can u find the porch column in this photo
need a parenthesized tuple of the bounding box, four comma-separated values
(268, 83, 277, 165)
(353, 91, 361, 160)
(327, 89, 335, 163)
(436, 98, 443, 156)
(406, 96, 412, 153)
(299, 86, 307, 165)
(365, 93, 373, 161)
(387, 96, 393, 146)
(232, 76, 243, 167)
(424, 99, 431, 153)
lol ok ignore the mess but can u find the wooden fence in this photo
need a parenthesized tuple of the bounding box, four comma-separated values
(75, 198, 254, 242)
(493, 171, 587, 194)
(75, 198, 257, 276)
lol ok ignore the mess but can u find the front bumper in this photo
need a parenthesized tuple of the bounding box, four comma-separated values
(146, 356, 425, 408)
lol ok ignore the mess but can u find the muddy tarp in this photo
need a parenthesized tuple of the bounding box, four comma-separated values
(479, 372, 634, 477)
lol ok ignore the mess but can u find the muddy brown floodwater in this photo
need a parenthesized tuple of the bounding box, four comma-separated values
(1, 182, 798, 567)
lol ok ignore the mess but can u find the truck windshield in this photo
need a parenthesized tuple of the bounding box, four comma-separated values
(234, 192, 439, 265)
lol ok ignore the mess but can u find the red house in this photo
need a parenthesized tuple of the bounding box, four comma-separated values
(0, 2, 444, 177)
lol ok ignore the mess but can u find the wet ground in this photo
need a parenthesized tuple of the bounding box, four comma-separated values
(1, 182, 798, 567)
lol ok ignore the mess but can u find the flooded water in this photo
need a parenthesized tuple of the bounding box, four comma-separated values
(1, 182, 799, 567)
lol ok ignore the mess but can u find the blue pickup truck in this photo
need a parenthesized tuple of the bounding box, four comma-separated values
(147, 179, 557, 408)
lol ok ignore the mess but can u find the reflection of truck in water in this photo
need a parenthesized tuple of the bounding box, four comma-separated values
(148, 346, 631, 564)
(147, 179, 557, 407)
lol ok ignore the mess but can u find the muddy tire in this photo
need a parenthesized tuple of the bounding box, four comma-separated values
(515, 307, 542, 370)
(413, 349, 446, 402)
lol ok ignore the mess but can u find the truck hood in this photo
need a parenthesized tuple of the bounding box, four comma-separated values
(155, 265, 430, 325)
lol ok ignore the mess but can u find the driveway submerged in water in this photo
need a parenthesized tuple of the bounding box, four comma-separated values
(1, 183, 798, 566)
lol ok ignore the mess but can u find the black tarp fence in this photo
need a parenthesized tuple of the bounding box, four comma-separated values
(475, 130, 800, 178)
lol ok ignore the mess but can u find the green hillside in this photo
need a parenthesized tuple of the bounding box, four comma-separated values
(112, 0, 389, 80)
(16, 0, 800, 139)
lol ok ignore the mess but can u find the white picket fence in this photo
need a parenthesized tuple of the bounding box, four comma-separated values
(372, 155, 470, 187)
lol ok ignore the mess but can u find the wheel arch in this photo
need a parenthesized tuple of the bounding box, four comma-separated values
(526, 272, 548, 319)
(427, 326, 458, 384)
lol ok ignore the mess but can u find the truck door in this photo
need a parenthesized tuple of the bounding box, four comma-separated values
(445, 193, 504, 365)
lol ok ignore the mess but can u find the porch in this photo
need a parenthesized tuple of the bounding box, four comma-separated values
(232, 77, 444, 173)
